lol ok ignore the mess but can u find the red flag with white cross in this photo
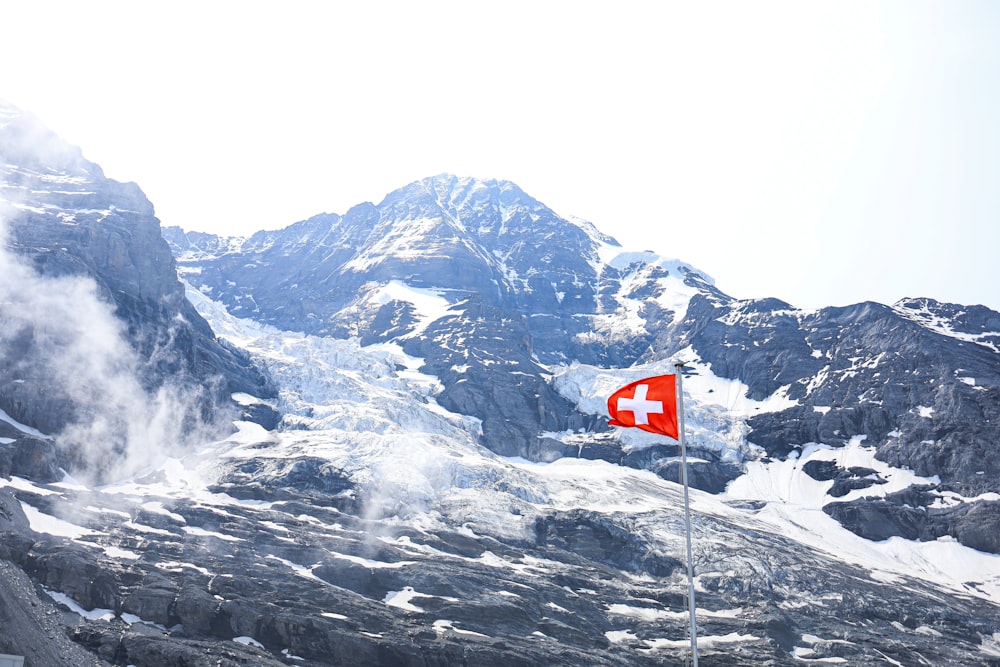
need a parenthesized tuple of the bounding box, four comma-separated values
(607, 374, 678, 438)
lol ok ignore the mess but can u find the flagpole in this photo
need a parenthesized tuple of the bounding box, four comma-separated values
(674, 362, 699, 667)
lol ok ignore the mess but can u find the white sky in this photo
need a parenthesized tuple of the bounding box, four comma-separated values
(2, 1, 998, 311)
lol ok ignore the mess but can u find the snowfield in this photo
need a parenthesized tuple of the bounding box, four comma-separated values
(73, 283, 1000, 606)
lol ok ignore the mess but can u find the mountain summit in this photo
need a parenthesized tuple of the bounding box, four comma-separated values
(165, 174, 714, 461)
(166, 173, 703, 345)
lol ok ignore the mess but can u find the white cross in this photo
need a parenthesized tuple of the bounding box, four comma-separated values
(617, 384, 663, 425)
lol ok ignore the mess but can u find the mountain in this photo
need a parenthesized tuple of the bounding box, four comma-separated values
(0, 102, 275, 453)
(2, 108, 999, 665)
(166, 173, 1000, 551)
(163, 175, 714, 463)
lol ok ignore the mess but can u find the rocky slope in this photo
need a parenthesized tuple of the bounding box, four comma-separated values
(0, 101, 274, 448)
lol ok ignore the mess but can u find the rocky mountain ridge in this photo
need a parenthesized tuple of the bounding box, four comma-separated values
(167, 173, 1000, 555)
(0, 102, 273, 443)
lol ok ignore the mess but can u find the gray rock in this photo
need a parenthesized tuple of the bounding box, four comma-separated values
(0, 103, 276, 445)
(0, 436, 63, 482)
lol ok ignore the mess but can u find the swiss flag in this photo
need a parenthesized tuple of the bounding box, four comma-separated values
(607, 374, 678, 438)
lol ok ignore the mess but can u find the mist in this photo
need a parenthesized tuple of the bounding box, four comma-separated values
(0, 214, 223, 484)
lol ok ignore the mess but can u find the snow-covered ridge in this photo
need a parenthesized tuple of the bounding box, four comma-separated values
(169, 175, 720, 359)
(595, 242, 709, 281)
(894, 299, 1000, 353)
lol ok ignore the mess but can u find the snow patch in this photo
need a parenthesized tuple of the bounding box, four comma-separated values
(182, 526, 242, 542)
(0, 407, 50, 439)
(383, 587, 429, 612)
(433, 619, 490, 638)
(233, 636, 265, 648)
(20, 502, 97, 539)
(367, 280, 453, 338)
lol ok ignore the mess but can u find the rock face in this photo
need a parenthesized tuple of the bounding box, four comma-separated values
(0, 101, 274, 438)
(656, 292, 1000, 551)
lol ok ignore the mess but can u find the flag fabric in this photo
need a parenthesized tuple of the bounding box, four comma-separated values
(607, 374, 678, 438)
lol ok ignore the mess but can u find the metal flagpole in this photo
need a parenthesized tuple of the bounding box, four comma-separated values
(674, 362, 699, 667)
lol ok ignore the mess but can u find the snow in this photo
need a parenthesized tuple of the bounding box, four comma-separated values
(342, 216, 452, 272)
(185, 278, 479, 441)
(0, 407, 50, 439)
(328, 551, 415, 569)
(928, 489, 1000, 508)
(231, 392, 269, 407)
(606, 627, 760, 650)
(19, 501, 97, 539)
(38, 270, 993, 657)
(506, 456, 687, 516)
(794, 632, 856, 660)
(322, 612, 349, 620)
(604, 629, 637, 643)
(544, 358, 1000, 599)
(127, 522, 175, 536)
(233, 636, 264, 648)
(44, 587, 163, 629)
(594, 244, 711, 285)
(607, 603, 742, 621)
(982, 633, 1000, 657)
(547, 352, 783, 462)
(384, 586, 459, 613)
(140, 501, 186, 524)
(102, 545, 141, 560)
(383, 587, 428, 612)
(267, 549, 326, 580)
(368, 280, 454, 338)
(791, 646, 848, 663)
(577, 243, 710, 341)
(680, 352, 799, 417)
(894, 301, 1000, 353)
(177, 283, 542, 529)
(723, 437, 999, 600)
(156, 561, 212, 576)
(433, 619, 490, 638)
(506, 438, 1000, 604)
(182, 525, 243, 542)
(45, 588, 115, 621)
(1, 475, 60, 495)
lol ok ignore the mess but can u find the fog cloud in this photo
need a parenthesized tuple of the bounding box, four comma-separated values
(0, 213, 220, 484)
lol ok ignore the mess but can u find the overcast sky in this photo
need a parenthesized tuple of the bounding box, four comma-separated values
(2, 1, 998, 311)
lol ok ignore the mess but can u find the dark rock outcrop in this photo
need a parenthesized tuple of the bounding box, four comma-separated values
(825, 486, 1000, 554)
